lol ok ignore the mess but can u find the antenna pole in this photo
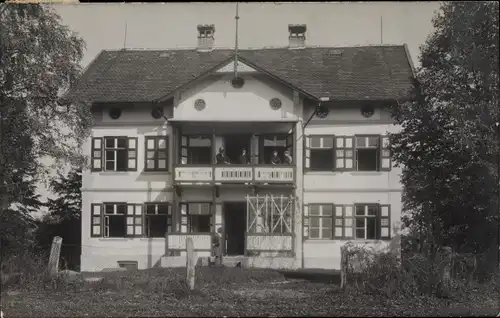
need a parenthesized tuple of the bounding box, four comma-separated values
(123, 20, 128, 49)
(380, 16, 383, 45)
(234, 2, 240, 79)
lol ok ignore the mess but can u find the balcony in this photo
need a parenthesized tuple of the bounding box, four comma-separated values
(174, 165, 295, 185)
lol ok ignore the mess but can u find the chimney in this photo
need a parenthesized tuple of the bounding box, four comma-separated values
(197, 24, 215, 51)
(288, 24, 306, 49)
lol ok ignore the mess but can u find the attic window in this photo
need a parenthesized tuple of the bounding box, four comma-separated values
(109, 107, 122, 120)
(151, 107, 164, 119)
(197, 25, 215, 38)
(231, 77, 245, 89)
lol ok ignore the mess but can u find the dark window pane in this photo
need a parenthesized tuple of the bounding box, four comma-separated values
(356, 228, 365, 239)
(105, 204, 114, 214)
(117, 138, 127, 148)
(105, 138, 115, 148)
(106, 150, 115, 160)
(357, 149, 378, 171)
(367, 205, 378, 216)
(367, 217, 377, 239)
(116, 204, 126, 214)
(309, 229, 320, 239)
(158, 204, 169, 215)
(309, 205, 320, 216)
(147, 215, 168, 237)
(356, 218, 365, 227)
(189, 215, 211, 233)
(322, 229, 332, 239)
(146, 205, 156, 215)
(116, 149, 128, 171)
(310, 149, 333, 171)
(355, 205, 365, 216)
(188, 147, 211, 164)
(322, 137, 334, 148)
(356, 137, 366, 148)
(108, 215, 126, 237)
(105, 161, 115, 171)
(322, 217, 332, 228)
(322, 205, 333, 216)
(368, 136, 379, 147)
(310, 217, 320, 227)
(310, 136, 321, 148)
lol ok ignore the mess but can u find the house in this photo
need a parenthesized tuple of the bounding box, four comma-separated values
(65, 24, 415, 272)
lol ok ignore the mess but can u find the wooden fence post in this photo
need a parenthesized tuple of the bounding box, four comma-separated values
(340, 244, 348, 290)
(186, 237, 195, 291)
(439, 246, 452, 291)
(48, 236, 63, 277)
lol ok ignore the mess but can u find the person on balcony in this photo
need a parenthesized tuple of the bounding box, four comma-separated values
(283, 148, 293, 165)
(216, 147, 230, 164)
(238, 148, 250, 164)
(269, 150, 281, 165)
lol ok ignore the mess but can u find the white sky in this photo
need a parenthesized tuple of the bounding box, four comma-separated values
(34, 2, 441, 217)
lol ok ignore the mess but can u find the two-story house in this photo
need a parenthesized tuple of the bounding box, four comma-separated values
(64, 24, 415, 272)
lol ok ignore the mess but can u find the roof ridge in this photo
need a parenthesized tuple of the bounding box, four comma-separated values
(102, 44, 406, 53)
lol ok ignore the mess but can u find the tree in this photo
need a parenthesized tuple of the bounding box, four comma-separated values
(391, 1, 499, 263)
(0, 4, 91, 211)
(46, 168, 82, 221)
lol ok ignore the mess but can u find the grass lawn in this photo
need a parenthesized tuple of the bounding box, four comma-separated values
(1, 267, 499, 317)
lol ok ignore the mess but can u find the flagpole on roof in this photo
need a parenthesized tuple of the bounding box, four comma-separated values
(234, 2, 240, 79)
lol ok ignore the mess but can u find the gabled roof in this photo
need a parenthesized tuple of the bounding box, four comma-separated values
(64, 45, 415, 103)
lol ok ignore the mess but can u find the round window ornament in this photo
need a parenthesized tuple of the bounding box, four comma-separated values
(315, 105, 329, 118)
(109, 107, 122, 120)
(361, 105, 375, 118)
(194, 99, 206, 111)
(270, 98, 282, 110)
(231, 77, 245, 89)
(151, 107, 164, 119)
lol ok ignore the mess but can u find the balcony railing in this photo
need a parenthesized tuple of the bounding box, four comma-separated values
(174, 165, 295, 184)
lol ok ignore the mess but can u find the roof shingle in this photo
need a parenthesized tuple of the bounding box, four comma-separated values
(65, 45, 415, 103)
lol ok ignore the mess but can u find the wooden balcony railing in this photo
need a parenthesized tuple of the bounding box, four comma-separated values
(174, 165, 295, 184)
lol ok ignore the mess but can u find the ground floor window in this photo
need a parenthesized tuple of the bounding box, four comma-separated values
(180, 202, 212, 233)
(246, 195, 293, 234)
(104, 203, 127, 237)
(145, 203, 172, 237)
(303, 203, 391, 240)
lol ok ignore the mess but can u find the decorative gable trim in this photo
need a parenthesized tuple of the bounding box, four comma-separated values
(215, 59, 259, 73)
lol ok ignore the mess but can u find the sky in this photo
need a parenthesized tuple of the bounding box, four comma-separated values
(34, 2, 442, 216)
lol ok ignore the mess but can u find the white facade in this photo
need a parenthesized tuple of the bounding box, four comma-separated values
(80, 61, 402, 272)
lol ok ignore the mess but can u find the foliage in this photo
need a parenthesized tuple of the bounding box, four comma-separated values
(390, 1, 499, 259)
(0, 4, 91, 211)
(46, 168, 82, 221)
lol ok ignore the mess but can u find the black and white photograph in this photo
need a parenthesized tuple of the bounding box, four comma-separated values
(0, 1, 499, 317)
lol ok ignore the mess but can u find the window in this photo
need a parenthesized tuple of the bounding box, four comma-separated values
(180, 203, 212, 233)
(91, 137, 137, 172)
(103, 203, 127, 238)
(145, 203, 171, 237)
(305, 136, 335, 171)
(355, 136, 379, 171)
(145, 136, 168, 171)
(180, 135, 212, 164)
(91, 204, 102, 237)
(335, 136, 354, 170)
(305, 204, 333, 239)
(303, 204, 391, 240)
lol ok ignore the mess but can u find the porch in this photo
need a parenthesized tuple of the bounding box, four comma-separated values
(169, 120, 298, 185)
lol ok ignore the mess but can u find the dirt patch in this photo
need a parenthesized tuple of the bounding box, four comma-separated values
(233, 287, 308, 299)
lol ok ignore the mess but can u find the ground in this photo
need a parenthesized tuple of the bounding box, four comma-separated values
(1, 267, 499, 317)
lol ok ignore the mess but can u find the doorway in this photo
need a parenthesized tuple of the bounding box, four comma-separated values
(224, 202, 247, 256)
(224, 135, 252, 164)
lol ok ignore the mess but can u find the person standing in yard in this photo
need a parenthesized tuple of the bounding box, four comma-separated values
(211, 227, 224, 266)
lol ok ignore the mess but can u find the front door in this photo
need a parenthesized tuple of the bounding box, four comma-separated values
(224, 202, 246, 256)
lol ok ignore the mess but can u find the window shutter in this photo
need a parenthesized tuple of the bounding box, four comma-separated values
(334, 205, 344, 239)
(304, 136, 311, 170)
(180, 203, 188, 233)
(380, 135, 391, 171)
(303, 204, 309, 239)
(157, 137, 168, 171)
(379, 205, 391, 239)
(167, 205, 172, 233)
(345, 137, 354, 171)
(91, 204, 102, 237)
(343, 205, 355, 239)
(180, 136, 188, 164)
(127, 137, 138, 171)
(91, 138, 103, 171)
(126, 204, 138, 237)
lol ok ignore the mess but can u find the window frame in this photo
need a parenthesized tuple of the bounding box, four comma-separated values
(144, 202, 172, 237)
(304, 135, 336, 171)
(144, 136, 169, 172)
(125, 204, 144, 238)
(179, 134, 213, 165)
(354, 203, 380, 240)
(303, 203, 334, 240)
(335, 136, 355, 171)
(102, 202, 128, 238)
(354, 135, 380, 172)
(93, 136, 138, 172)
(91, 203, 103, 237)
(179, 202, 213, 234)
(380, 135, 392, 171)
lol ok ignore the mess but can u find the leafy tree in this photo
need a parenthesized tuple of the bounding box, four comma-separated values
(391, 1, 499, 264)
(46, 168, 82, 221)
(0, 4, 91, 211)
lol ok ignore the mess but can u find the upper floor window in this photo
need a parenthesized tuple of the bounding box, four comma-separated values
(262, 134, 293, 165)
(304, 135, 391, 172)
(303, 203, 391, 240)
(145, 136, 169, 171)
(91, 137, 137, 172)
(180, 135, 212, 165)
